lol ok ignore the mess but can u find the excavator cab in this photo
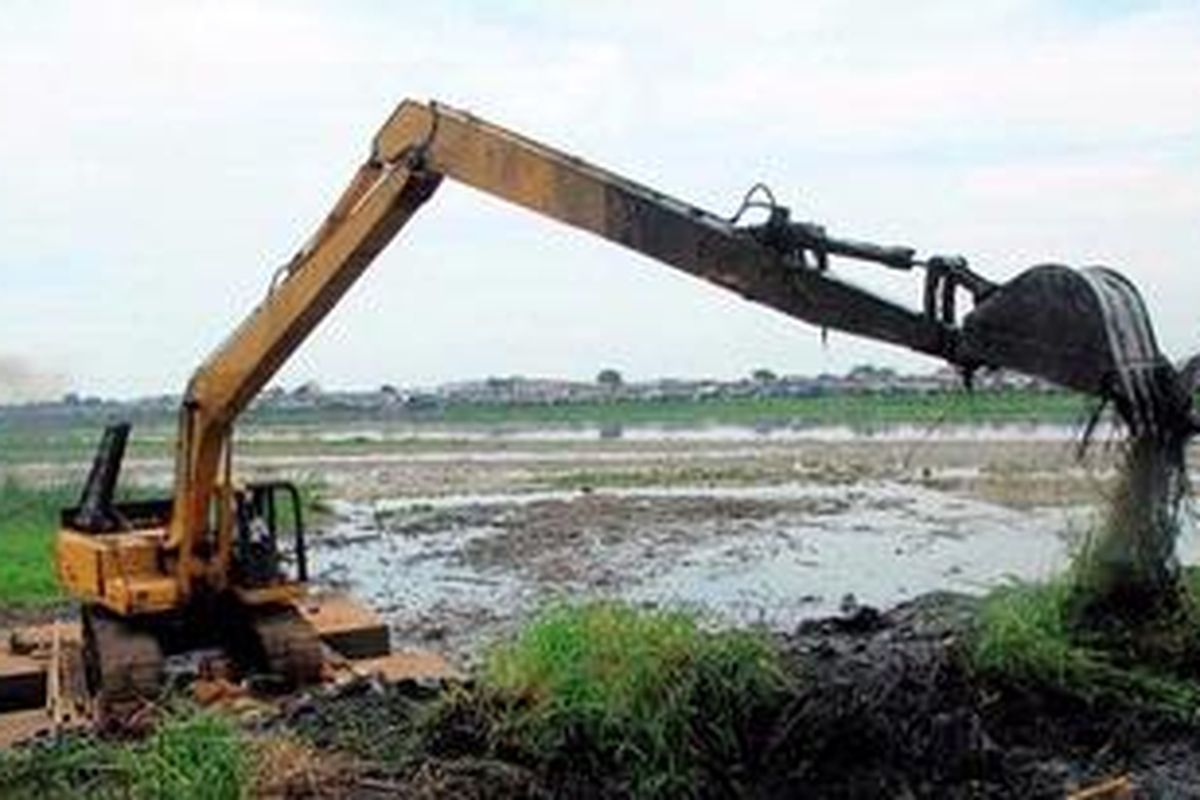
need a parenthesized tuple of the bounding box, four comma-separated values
(232, 481, 308, 589)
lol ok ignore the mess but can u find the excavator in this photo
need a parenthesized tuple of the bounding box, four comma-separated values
(53, 99, 1192, 704)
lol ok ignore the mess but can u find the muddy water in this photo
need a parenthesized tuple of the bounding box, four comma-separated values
(309, 482, 1095, 659)
(241, 421, 1086, 445)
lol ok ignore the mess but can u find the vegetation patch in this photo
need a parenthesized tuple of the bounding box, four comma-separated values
(480, 602, 786, 796)
(430, 390, 1091, 429)
(0, 480, 74, 605)
(969, 576, 1200, 719)
(285, 602, 788, 797)
(0, 706, 249, 800)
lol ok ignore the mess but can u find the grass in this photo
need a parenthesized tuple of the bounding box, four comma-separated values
(428, 390, 1092, 429)
(0, 479, 165, 606)
(121, 709, 250, 800)
(969, 576, 1200, 719)
(0, 706, 249, 800)
(0, 390, 1095, 466)
(292, 602, 789, 796)
(0, 480, 75, 605)
(481, 602, 786, 797)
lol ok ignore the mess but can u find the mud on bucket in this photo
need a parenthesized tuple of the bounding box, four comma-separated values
(960, 264, 1190, 435)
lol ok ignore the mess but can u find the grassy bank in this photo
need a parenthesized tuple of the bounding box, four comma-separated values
(0, 481, 73, 605)
(0, 707, 249, 800)
(292, 602, 787, 798)
(484, 603, 785, 796)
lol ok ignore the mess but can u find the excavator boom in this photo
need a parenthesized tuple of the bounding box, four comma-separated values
(142, 98, 1181, 598)
(46, 89, 1199, 723)
(57, 97, 1191, 707)
(167, 99, 969, 586)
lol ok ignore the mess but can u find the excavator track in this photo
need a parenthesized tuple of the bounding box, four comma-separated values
(247, 605, 323, 687)
(82, 606, 164, 706)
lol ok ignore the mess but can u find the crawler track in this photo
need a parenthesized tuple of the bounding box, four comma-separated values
(82, 606, 164, 705)
(249, 605, 323, 686)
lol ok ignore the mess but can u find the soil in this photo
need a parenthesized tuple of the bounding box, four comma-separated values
(272, 593, 1200, 798)
(768, 594, 1200, 798)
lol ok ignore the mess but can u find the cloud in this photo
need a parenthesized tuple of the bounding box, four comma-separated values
(1, 1, 1198, 396)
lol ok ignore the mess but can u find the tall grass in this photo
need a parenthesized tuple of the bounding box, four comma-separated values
(0, 480, 76, 605)
(121, 709, 250, 799)
(970, 578, 1200, 718)
(483, 602, 786, 797)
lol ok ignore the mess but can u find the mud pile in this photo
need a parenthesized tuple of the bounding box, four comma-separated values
(768, 595, 1200, 798)
(273, 596, 1200, 798)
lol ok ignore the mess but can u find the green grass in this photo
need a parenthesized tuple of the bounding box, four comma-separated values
(0, 390, 1096, 466)
(121, 709, 250, 800)
(481, 602, 786, 797)
(430, 390, 1092, 428)
(0, 707, 249, 800)
(969, 578, 1200, 718)
(0, 480, 75, 605)
(0, 479, 164, 606)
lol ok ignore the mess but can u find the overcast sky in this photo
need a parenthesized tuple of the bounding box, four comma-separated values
(2, 0, 1198, 401)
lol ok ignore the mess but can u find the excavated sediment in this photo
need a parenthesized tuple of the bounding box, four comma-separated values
(273, 595, 1200, 798)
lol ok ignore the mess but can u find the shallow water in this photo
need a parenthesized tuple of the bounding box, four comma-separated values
(249, 421, 1088, 445)
(309, 482, 1092, 657)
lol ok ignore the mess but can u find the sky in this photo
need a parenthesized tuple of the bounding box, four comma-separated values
(1, 0, 1198, 401)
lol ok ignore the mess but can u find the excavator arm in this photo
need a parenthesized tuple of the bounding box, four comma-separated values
(165, 99, 1177, 595)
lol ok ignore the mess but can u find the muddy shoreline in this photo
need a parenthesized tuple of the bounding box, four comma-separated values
(277, 593, 1200, 798)
(311, 482, 1082, 660)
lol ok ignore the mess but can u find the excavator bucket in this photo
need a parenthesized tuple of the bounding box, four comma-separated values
(961, 264, 1188, 435)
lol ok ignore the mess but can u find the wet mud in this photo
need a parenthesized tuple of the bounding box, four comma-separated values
(279, 594, 1200, 798)
(271, 423, 1200, 662)
(310, 482, 1081, 659)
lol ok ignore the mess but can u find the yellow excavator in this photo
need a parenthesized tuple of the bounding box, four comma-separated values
(54, 99, 1189, 703)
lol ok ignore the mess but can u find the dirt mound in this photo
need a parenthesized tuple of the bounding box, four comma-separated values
(277, 594, 1200, 798)
(767, 593, 1200, 798)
